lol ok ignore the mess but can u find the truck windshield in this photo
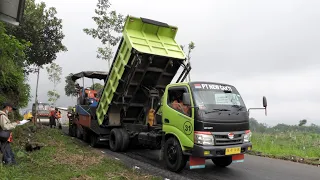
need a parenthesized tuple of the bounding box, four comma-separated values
(191, 83, 246, 111)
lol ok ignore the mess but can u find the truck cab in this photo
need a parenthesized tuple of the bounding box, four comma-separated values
(159, 81, 265, 171)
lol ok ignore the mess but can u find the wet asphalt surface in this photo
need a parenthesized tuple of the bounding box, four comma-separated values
(61, 126, 320, 180)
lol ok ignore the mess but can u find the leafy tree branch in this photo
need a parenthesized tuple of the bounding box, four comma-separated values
(83, 0, 125, 69)
(6, 0, 67, 74)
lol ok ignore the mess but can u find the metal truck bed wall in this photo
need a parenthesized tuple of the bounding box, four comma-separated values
(75, 105, 109, 134)
(96, 16, 186, 126)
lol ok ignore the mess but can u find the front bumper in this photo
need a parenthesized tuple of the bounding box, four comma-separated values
(185, 142, 252, 158)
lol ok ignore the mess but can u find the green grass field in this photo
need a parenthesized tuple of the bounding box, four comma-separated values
(0, 124, 159, 180)
(250, 132, 320, 165)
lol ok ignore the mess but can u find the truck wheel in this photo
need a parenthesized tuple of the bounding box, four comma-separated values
(71, 125, 77, 137)
(68, 125, 73, 136)
(109, 128, 123, 152)
(164, 137, 187, 172)
(119, 128, 130, 152)
(76, 126, 83, 139)
(212, 156, 232, 167)
(90, 134, 99, 147)
(83, 129, 90, 142)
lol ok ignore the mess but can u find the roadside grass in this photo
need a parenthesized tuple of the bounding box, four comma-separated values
(250, 132, 320, 165)
(0, 124, 160, 180)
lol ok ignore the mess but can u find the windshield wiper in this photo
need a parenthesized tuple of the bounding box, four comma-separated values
(231, 105, 245, 111)
(205, 108, 230, 114)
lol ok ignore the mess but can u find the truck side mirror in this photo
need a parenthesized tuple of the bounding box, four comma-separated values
(182, 93, 191, 106)
(248, 96, 268, 116)
(263, 96, 267, 116)
(263, 96, 267, 108)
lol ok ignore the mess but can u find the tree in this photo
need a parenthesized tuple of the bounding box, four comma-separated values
(64, 73, 78, 97)
(83, 0, 125, 69)
(47, 90, 60, 106)
(249, 117, 267, 133)
(180, 41, 196, 82)
(46, 63, 62, 106)
(0, 22, 31, 108)
(5, 0, 67, 73)
(46, 63, 62, 90)
(298, 119, 307, 126)
(91, 83, 104, 91)
(67, 106, 74, 111)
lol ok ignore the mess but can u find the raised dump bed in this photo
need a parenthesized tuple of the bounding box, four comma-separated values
(96, 16, 187, 126)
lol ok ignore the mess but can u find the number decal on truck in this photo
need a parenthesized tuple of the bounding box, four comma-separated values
(183, 121, 193, 135)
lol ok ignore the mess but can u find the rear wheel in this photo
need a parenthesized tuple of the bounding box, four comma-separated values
(212, 156, 232, 167)
(71, 125, 77, 137)
(109, 128, 123, 152)
(76, 126, 83, 139)
(164, 137, 187, 172)
(119, 128, 130, 152)
(90, 133, 99, 147)
(82, 129, 90, 142)
(68, 124, 74, 136)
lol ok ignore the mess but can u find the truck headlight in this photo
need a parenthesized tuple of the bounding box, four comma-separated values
(194, 131, 214, 145)
(243, 130, 252, 143)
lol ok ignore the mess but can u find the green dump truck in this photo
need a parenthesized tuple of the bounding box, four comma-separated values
(69, 15, 268, 172)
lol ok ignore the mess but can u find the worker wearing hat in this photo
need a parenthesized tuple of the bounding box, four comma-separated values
(0, 102, 21, 165)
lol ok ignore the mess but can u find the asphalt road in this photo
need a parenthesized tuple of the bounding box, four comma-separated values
(117, 149, 320, 180)
(61, 126, 320, 180)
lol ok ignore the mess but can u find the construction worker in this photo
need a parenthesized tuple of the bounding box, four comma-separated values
(49, 109, 56, 128)
(0, 102, 21, 165)
(171, 92, 190, 116)
(56, 109, 62, 129)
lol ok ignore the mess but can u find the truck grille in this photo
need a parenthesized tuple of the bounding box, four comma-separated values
(213, 133, 243, 146)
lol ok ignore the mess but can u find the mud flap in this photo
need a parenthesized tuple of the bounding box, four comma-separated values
(189, 156, 206, 169)
(232, 154, 244, 163)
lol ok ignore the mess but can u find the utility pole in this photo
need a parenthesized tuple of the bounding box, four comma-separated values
(34, 67, 40, 125)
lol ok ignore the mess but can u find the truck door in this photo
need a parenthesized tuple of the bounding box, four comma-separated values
(162, 85, 194, 148)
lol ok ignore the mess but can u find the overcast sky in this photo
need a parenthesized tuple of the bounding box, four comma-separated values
(25, 0, 320, 126)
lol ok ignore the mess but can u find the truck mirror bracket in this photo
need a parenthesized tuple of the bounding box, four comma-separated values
(247, 107, 267, 116)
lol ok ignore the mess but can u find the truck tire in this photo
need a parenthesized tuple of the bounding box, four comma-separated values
(69, 125, 74, 137)
(76, 126, 83, 139)
(119, 128, 130, 152)
(68, 126, 72, 136)
(109, 128, 123, 152)
(90, 134, 99, 148)
(212, 156, 232, 167)
(164, 137, 187, 172)
(82, 129, 90, 142)
(71, 125, 77, 137)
